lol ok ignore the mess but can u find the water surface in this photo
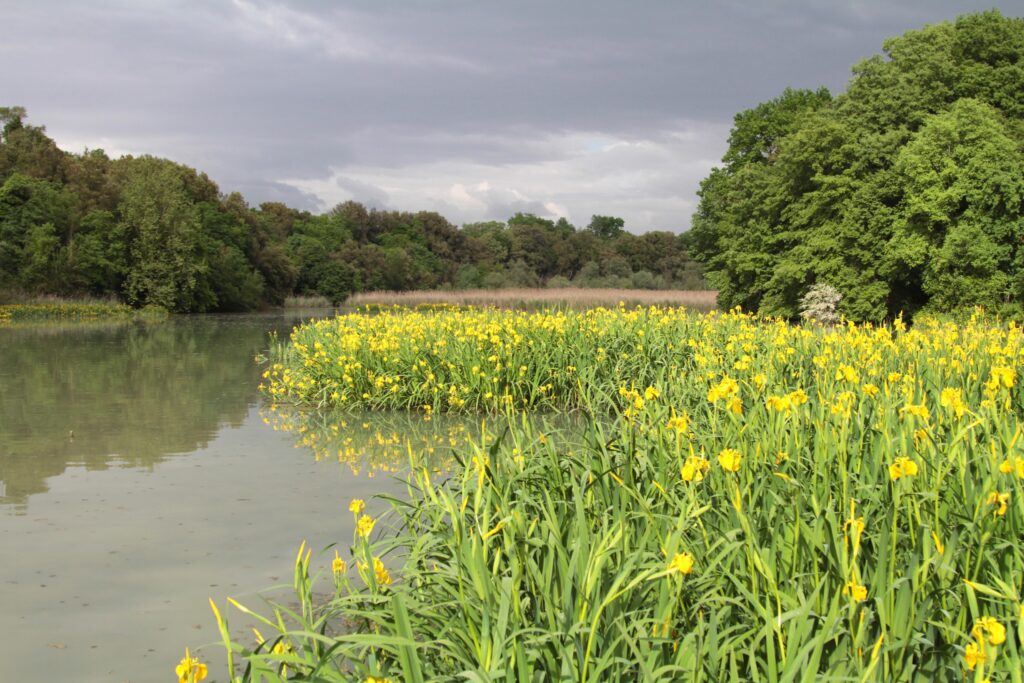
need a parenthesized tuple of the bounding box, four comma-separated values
(0, 313, 410, 682)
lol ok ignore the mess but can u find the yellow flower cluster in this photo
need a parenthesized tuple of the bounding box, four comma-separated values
(253, 305, 1024, 677)
(765, 388, 808, 413)
(332, 550, 346, 576)
(888, 456, 919, 481)
(842, 578, 868, 602)
(707, 376, 739, 402)
(681, 454, 710, 482)
(986, 491, 1010, 517)
(356, 557, 392, 586)
(965, 616, 1006, 673)
(356, 515, 376, 539)
(998, 456, 1024, 478)
(665, 409, 690, 433)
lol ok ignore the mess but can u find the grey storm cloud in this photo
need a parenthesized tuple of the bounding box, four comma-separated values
(0, 0, 1015, 230)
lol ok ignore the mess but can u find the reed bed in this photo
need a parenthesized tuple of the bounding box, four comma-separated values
(345, 287, 718, 310)
(205, 307, 1024, 681)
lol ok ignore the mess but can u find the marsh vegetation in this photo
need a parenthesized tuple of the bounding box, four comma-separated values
(205, 305, 1024, 681)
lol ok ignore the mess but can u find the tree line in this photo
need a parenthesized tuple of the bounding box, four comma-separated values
(0, 109, 704, 312)
(690, 10, 1024, 321)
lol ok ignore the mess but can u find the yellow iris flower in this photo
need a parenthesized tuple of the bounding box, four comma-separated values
(175, 648, 208, 683)
(718, 449, 742, 472)
(356, 514, 377, 538)
(667, 552, 695, 575)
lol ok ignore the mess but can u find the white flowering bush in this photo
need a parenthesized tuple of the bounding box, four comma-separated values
(800, 282, 843, 325)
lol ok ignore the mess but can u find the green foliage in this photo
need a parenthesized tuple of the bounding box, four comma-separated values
(895, 98, 1024, 314)
(68, 210, 126, 295)
(723, 87, 833, 166)
(205, 243, 265, 312)
(0, 173, 74, 291)
(0, 110, 66, 183)
(691, 10, 1024, 321)
(587, 214, 625, 239)
(454, 264, 483, 289)
(118, 157, 207, 312)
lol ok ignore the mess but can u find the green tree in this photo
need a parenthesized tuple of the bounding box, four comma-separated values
(0, 105, 720, 307)
(894, 98, 1024, 312)
(723, 87, 832, 166)
(690, 10, 1024, 320)
(66, 209, 125, 295)
(0, 107, 66, 184)
(586, 215, 625, 239)
(508, 222, 557, 279)
(0, 173, 74, 291)
(204, 243, 265, 311)
(20, 222, 62, 289)
(117, 157, 206, 311)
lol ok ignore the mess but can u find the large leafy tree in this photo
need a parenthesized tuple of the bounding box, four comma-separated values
(117, 157, 207, 311)
(894, 98, 1024, 311)
(690, 10, 1024, 320)
(0, 107, 66, 184)
(0, 173, 74, 290)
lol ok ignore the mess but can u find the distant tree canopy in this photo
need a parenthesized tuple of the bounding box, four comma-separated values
(690, 10, 1024, 321)
(0, 110, 704, 311)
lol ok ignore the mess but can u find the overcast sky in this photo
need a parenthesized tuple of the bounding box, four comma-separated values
(2, 0, 1018, 231)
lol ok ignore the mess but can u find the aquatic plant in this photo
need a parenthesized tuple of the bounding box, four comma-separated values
(210, 306, 1024, 680)
(0, 301, 167, 323)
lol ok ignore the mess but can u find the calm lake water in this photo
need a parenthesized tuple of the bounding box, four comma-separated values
(0, 313, 422, 683)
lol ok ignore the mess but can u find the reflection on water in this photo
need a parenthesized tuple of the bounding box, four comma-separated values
(0, 313, 416, 683)
(0, 317, 274, 510)
(265, 403, 584, 479)
(264, 405, 478, 476)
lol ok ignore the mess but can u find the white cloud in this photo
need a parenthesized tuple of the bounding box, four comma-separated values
(279, 122, 728, 231)
(544, 201, 569, 219)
